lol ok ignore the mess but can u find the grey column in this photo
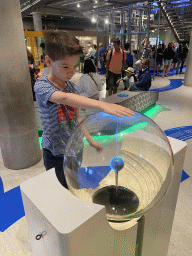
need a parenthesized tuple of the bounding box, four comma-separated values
(165, 28, 171, 46)
(0, 0, 42, 169)
(184, 29, 192, 87)
(32, 12, 43, 31)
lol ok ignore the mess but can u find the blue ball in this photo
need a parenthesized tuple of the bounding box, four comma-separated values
(110, 156, 124, 172)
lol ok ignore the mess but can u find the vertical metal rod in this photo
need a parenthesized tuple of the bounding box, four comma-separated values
(128, 8, 131, 49)
(153, 7, 161, 81)
(96, 13, 99, 69)
(135, 215, 145, 256)
(111, 10, 114, 39)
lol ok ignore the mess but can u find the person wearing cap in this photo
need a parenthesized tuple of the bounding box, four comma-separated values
(117, 67, 137, 91)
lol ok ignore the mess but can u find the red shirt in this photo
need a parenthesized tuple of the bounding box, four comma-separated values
(107, 48, 126, 74)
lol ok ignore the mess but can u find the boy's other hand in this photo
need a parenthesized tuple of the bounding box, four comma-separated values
(103, 103, 134, 118)
(89, 140, 104, 153)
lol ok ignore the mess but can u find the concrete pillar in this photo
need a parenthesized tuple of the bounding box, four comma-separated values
(184, 29, 192, 87)
(32, 12, 43, 31)
(0, 0, 42, 169)
(165, 28, 171, 47)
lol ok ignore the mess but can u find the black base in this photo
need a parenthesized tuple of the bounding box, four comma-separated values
(93, 185, 139, 218)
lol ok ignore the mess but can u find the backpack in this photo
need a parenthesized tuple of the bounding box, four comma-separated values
(130, 74, 137, 82)
(126, 52, 133, 67)
(107, 49, 125, 64)
(101, 52, 107, 63)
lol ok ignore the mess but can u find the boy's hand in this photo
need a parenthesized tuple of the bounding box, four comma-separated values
(89, 140, 104, 153)
(102, 103, 134, 118)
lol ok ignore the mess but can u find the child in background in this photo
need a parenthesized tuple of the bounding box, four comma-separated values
(34, 30, 134, 189)
(117, 67, 137, 91)
(33, 67, 41, 80)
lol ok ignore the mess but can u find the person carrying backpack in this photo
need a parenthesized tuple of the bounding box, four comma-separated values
(124, 42, 133, 68)
(98, 43, 106, 74)
(106, 38, 126, 96)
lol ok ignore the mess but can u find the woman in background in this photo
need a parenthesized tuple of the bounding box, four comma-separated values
(78, 59, 103, 100)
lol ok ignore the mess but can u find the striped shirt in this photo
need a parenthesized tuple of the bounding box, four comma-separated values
(34, 77, 82, 156)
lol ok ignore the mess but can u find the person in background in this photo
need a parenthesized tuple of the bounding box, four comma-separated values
(129, 59, 151, 91)
(27, 48, 36, 101)
(176, 43, 188, 74)
(172, 42, 179, 74)
(79, 52, 85, 73)
(33, 67, 41, 80)
(106, 38, 126, 96)
(117, 67, 137, 91)
(40, 53, 51, 78)
(86, 44, 94, 59)
(106, 39, 114, 52)
(93, 44, 98, 72)
(133, 50, 139, 74)
(98, 43, 106, 74)
(156, 44, 164, 75)
(122, 42, 133, 90)
(78, 59, 103, 100)
(162, 42, 175, 78)
(34, 30, 134, 189)
(124, 42, 133, 68)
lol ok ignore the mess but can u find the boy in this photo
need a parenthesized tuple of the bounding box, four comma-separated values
(34, 30, 134, 189)
(117, 67, 137, 91)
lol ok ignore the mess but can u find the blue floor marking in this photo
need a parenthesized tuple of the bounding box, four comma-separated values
(164, 126, 191, 183)
(149, 79, 183, 92)
(117, 94, 129, 97)
(164, 126, 192, 141)
(180, 171, 190, 183)
(0, 185, 25, 232)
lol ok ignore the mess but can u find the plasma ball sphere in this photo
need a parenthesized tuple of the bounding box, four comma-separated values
(63, 112, 174, 221)
(110, 156, 124, 172)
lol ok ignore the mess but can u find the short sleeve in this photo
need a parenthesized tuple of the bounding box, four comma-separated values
(123, 77, 129, 82)
(34, 79, 58, 107)
(129, 76, 134, 83)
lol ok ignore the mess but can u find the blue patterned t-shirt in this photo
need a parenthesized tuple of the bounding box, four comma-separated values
(34, 77, 81, 156)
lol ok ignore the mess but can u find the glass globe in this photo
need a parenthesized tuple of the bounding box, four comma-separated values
(63, 112, 173, 222)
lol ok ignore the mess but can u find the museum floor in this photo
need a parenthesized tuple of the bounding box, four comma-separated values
(0, 71, 192, 255)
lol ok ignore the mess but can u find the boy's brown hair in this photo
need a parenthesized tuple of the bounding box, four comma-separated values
(43, 30, 83, 61)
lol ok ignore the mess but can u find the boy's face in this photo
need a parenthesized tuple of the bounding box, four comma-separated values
(125, 71, 131, 77)
(45, 55, 79, 82)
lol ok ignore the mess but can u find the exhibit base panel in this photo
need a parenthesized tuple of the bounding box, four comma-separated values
(21, 170, 138, 256)
(140, 137, 187, 256)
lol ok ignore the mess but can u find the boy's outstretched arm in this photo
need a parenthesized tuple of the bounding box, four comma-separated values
(49, 91, 134, 118)
(77, 110, 103, 153)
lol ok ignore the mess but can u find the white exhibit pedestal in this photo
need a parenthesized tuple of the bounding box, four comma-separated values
(20, 137, 187, 256)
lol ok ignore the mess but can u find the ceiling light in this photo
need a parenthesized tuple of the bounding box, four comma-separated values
(105, 18, 109, 24)
(77, 3, 80, 7)
(91, 17, 97, 23)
